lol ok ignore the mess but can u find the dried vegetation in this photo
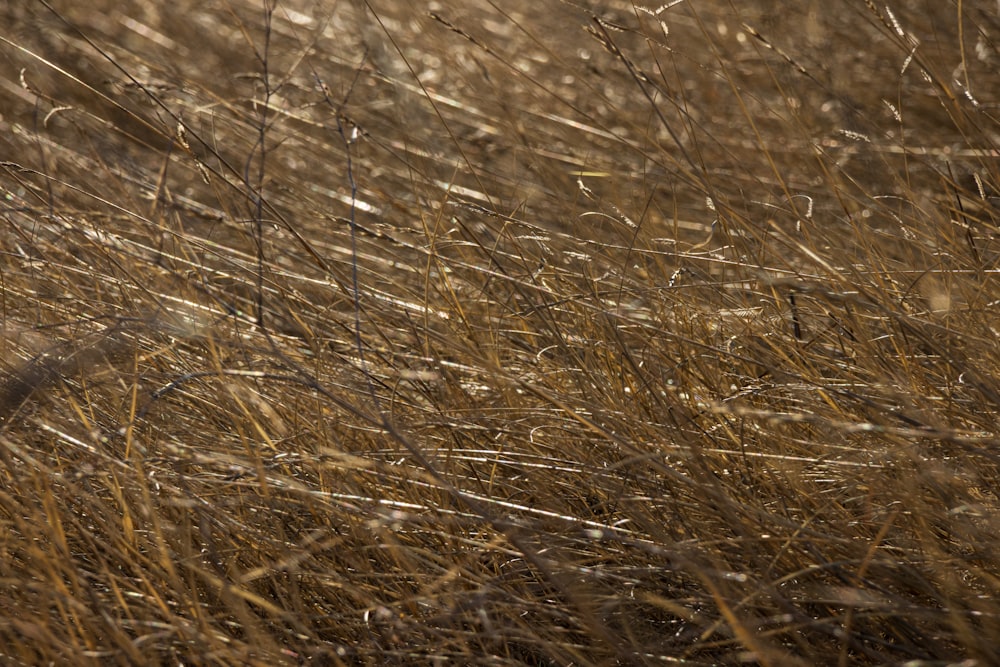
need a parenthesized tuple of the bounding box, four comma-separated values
(1, 0, 999, 664)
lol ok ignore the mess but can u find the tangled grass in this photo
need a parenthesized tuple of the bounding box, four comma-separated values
(1, 1, 999, 664)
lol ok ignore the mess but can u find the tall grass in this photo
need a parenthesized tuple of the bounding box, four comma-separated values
(1, 0, 998, 664)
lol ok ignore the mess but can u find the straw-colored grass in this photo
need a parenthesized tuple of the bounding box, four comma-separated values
(2, 1, 998, 664)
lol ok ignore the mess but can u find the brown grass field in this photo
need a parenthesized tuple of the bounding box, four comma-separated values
(1, 0, 999, 664)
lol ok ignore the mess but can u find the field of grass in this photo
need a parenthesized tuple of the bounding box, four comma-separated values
(1, 0, 999, 664)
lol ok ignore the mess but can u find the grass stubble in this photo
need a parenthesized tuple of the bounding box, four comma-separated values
(1, 0, 998, 664)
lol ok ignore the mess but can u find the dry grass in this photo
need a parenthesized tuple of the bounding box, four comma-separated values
(1, 0, 999, 664)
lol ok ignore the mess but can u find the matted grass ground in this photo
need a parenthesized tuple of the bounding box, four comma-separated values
(1, 1, 999, 664)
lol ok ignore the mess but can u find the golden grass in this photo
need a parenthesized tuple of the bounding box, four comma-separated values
(1, 0, 999, 664)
